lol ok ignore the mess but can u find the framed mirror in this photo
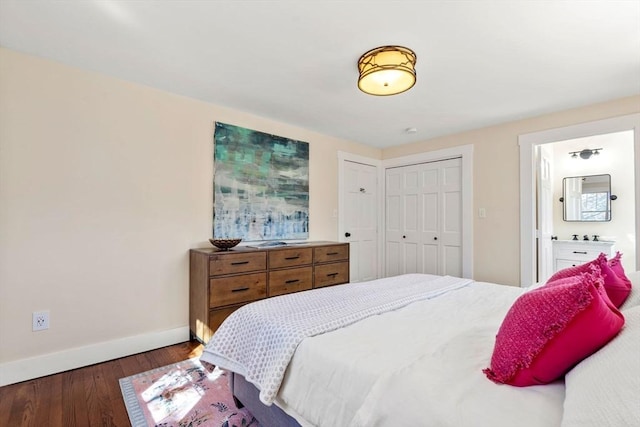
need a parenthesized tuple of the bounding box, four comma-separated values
(562, 174, 611, 221)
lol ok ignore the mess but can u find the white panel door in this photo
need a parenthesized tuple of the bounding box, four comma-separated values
(419, 163, 440, 275)
(343, 161, 378, 282)
(402, 165, 421, 274)
(386, 165, 421, 275)
(440, 160, 462, 276)
(386, 158, 462, 276)
(385, 167, 405, 275)
(536, 144, 554, 283)
(385, 169, 402, 276)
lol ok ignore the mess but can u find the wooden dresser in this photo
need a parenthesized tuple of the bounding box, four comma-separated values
(189, 241, 349, 343)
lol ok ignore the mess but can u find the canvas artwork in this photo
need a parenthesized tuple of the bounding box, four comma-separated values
(213, 122, 309, 241)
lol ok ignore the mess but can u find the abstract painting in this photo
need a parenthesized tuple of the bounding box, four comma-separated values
(213, 122, 309, 241)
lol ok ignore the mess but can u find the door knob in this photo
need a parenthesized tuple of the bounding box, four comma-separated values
(402, 235, 406, 239)
(434, 237, 438, 240)
(345, 232, 351, 237)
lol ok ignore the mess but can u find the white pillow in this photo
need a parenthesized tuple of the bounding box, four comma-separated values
(561, 306, 640, 427)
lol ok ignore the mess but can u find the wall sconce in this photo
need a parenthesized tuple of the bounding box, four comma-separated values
(569, 148, 602, 159)
(357, 45, 417, 96)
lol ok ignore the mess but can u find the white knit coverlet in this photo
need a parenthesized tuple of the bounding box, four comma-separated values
(200, 274, 473, 405)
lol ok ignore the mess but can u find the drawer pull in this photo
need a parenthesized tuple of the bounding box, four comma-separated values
(231, 287, 250, 293)
(231, 261, 250, 265)
(326, 273, 338, 277)
(327, 252, 339, 256)
(284, 256, 300, 260)
(572, 251, 588, 254)
(285, 279, 300, 284)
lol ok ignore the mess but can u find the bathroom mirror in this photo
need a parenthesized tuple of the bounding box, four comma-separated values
(562, 174, 611, 222)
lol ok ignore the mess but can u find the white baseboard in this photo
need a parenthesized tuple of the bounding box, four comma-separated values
(0, 326, 190, 386)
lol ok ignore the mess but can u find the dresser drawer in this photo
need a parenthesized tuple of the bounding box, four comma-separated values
(314, 244, 348, 263)
(269, 266, 313, 296)
(314, 261, 349, 288)
(209, 272, 267, 307)
(207, 304, 244, 339)
(209, 252, 267, 276)
(269, 247, 313, 269)
(555, 247, 602, 262)
(556, 259, 587, 270)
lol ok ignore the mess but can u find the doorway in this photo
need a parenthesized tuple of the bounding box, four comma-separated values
(338, 152, 382, 282)
(519, 113, 640, 287)
(340, 158, 379, 282)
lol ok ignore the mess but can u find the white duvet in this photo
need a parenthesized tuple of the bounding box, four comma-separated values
(275, 280, 566, 427)
(201, 273, 472, 405)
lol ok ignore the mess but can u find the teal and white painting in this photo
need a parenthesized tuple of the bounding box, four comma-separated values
(213, 122, 309, 241)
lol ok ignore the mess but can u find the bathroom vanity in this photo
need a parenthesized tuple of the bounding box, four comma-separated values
(552, 240, 615, 272)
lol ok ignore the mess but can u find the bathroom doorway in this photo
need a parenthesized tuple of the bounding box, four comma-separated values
(519, 114, 640, 287)
(537, 131, 636, 283)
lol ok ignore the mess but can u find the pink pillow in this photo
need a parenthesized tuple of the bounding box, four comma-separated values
(483, 270, 624, 386)
(609, 251, 633, 291)
(546, 253, 630, 307)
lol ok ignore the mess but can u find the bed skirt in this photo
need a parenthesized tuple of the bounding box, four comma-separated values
(230, 372, 301, 427)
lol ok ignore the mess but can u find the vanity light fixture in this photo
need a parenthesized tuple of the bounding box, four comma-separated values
(357, 45, 417, 96)
(569, 148, 603, 160)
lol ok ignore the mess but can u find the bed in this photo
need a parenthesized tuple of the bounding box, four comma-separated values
(201, 269, 640, 427)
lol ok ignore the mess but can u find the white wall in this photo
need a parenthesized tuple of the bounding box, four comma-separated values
(551, 132, 636, 271)
(0, 47, 380, 385)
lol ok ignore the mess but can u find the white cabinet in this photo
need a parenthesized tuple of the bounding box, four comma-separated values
(552, 240, 615, 272)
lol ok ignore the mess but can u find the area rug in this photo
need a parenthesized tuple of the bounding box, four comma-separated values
(119, 358, 260, 427)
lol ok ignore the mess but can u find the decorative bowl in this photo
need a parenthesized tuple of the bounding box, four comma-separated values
(209, 238, 242, 250)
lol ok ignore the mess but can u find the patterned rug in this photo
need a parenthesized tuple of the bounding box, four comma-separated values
(119, 358, 260, 427)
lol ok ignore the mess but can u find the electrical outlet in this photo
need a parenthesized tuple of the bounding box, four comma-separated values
(33, 310, 50, 331)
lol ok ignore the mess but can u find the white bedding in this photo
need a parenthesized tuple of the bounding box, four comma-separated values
(275, 280, 566, 427)
(561, 305, 640, 427)
(201, 273, 472, 405)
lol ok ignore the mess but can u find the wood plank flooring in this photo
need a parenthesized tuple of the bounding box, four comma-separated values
(0, 340, 203, 427)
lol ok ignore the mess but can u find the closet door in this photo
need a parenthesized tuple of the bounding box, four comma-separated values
(385, 158, 462, 277)
(386, 164, 421, 276)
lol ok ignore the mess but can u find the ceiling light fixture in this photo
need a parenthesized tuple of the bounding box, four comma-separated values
(569, 148, 603, 159)
(357, 45, 417, 96)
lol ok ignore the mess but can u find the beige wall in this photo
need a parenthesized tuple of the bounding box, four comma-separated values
(0, 48, 379, 376)
(383, 95, 640, 286)
(1, 46, 638, 383)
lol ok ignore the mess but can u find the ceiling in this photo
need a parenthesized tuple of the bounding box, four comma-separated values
(1, 1, 638, 149)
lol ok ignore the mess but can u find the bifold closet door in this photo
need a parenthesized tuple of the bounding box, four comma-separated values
(385, 158, 462, 277)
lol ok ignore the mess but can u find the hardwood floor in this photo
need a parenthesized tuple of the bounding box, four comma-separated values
(0, 340, 203, 427)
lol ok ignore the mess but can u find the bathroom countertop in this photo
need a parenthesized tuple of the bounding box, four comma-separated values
(555, 240, 615, 244)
